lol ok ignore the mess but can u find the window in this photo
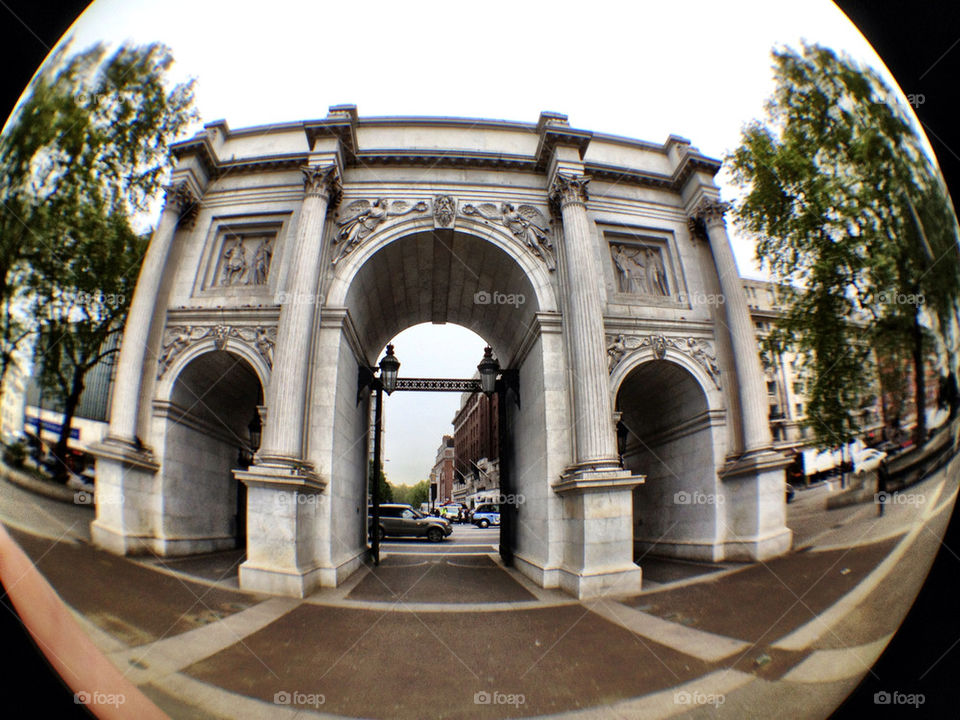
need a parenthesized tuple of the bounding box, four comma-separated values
(795, 403, 804, 415)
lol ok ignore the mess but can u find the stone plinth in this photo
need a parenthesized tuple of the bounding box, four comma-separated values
(553, 468, 645, 598)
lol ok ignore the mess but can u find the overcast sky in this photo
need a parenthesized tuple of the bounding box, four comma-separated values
(13, 0, 921, 486)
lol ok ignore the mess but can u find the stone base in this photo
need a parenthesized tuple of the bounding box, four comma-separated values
(558, 564, 644, 599)
(552, 464, 646, 599)
(239, 560, 326, 597)
(634, 537, 725, 562)
(90, 521, 155, 556)
(722, 527, 793, 562)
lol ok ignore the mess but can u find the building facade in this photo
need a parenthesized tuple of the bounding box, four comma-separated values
(89, 107, 792, 599)
(430, 435, 455, 505)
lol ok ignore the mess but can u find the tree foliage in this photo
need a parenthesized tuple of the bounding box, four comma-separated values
(729, 43, 960, 448)
(0, 41, 197, 478)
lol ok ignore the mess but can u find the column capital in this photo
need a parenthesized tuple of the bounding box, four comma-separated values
(689, 197, 731, 229)
(301, 164, 342, 206)
(549, 172, 590, 213)
(162, 181, 200, 228)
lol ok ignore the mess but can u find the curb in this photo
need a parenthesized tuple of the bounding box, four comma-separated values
(0, 460, 78, 504)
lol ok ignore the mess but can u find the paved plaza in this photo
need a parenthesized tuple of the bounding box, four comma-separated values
(1, 453, 957, 718)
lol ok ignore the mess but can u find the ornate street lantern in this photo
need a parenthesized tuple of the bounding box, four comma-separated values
(379, 344, 400, 394)
(477, 346, 500, 396)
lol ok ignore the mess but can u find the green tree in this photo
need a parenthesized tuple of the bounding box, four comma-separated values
(0, 41, 197, 479)
(729, 43, 960, 448)
(369, 459, 392, 503)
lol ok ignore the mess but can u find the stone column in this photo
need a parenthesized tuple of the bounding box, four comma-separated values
(548, 172, 644, 599)
(107, 181, 197, 446)
(256, 164, 340, 467)
(550, 173, 620, 469)
(692, 198, 772, 453)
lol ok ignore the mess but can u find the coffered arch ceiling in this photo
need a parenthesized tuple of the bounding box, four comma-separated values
(344, 230, 540, 364)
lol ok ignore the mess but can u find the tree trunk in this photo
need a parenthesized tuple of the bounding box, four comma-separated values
(52, 370, 84, 484)
(911, 311, 927, 447)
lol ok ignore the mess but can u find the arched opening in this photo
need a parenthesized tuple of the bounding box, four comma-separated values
(617, 359, 721, 562)
(159, 350, 264, 554)
(319, 227, 561, 597)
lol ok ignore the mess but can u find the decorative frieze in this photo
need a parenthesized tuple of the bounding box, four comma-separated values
(158, 324, 277, 378)
(461, 201, 555, 270)
(332, 198, 429, 265)
(607, 333, 721, 388)
(163, 181, 200, 229)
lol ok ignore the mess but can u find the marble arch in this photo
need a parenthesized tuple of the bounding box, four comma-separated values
(90, 106, 792, 599)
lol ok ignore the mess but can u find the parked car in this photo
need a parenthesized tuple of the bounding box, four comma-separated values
(370, 504, 452, 542)
(785, 484, 795, 504)
(853, 449, 888, 476)
(472, 503, 500, 528)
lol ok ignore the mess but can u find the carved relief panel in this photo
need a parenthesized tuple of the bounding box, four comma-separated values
(195, 215, 289, 297)
(603, 230, 688, 306)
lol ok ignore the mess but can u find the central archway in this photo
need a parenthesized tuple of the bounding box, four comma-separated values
(307, 221, 569, 590)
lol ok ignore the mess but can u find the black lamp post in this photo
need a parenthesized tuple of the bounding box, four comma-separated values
(367, 345, 401, 565)
(477, 346, 500, 396)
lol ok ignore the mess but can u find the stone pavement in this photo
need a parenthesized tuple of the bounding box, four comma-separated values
(0, 455, 957, 719)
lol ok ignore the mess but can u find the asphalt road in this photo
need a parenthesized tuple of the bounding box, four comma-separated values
(380, 522, 500, 555)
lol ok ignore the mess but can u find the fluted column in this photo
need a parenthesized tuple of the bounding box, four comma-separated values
(692, 199, 772, 453)
(108, 182, 197, 445)
(257, 164, 340, 465)
(550, 173, 620, 468)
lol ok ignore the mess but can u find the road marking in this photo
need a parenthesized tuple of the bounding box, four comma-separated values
(782, 634, 894, 683)
(590, 598, 750, 663)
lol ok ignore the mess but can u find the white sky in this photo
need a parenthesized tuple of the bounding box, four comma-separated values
(14, 0, 918, 485)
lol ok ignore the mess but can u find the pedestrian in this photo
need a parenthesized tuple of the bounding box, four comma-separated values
(877, 458, 891, 517)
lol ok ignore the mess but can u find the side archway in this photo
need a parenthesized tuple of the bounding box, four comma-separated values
(152, 349, 264, 555)
(615, 354, 727, 562)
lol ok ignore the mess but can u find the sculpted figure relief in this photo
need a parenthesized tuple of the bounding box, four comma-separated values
(612, 244, 669, 296)
(462, 202, 555, 270)
(333, 198, 429, 264)
(249, 237, 273, 285)
(220, 238, 248, 285)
